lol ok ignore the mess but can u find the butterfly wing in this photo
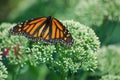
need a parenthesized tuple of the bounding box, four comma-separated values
(9, 16, 73, 46)
(9, 17, 47, 41)
(51, 18, 73, 46)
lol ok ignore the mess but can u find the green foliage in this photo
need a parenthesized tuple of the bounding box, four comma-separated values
(0, 20, 100, 79)
(97, 45, 120, 80)
(0, 51, 8, 80)
(75, 0, 120, 26)
(7, 0, 79, 22)
(94, 17, 120, 45)
(75, 0, 105, 25)
(8, 0, 38, 21)
(100, 75, 120, 80)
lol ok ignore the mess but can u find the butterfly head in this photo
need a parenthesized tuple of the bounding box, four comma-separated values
(9, 24, 23, 35)
(64, 33, 73, 46)
(46, 16, 52, 23)
(47, 16, 52, 19)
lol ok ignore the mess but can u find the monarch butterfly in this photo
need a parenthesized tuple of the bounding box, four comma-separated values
(9, 16, 73, 46)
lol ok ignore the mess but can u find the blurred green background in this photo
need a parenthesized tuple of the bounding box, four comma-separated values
(0, 0, 120, 80)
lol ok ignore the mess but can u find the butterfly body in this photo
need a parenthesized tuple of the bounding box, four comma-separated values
(10, 16, 73, 46)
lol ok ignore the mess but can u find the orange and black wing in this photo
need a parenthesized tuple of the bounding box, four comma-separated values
(9, 16, 73, 46)
(50, 18, 73, 46)
(9, 17, 47, 41)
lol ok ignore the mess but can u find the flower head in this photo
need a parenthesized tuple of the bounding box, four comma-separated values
(0, 21, 100, 74)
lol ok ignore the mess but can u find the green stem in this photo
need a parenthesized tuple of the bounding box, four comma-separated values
(12, 65, 21, 80)
(70, 72, 74, 80)
(102, 22, 117, 45)
(60, 72, 68, 80)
